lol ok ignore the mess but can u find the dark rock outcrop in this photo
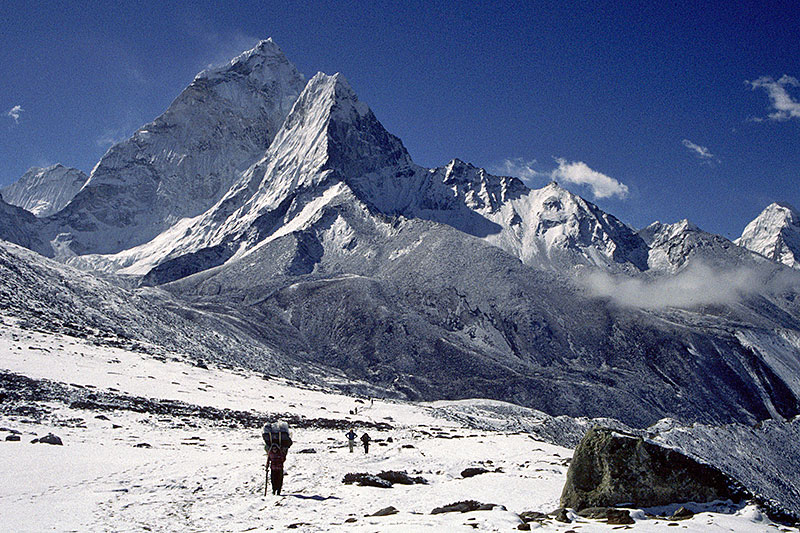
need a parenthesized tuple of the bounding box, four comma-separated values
(368, 506, 399, 517)
(461, 467, 490, 478)
(342, 473, 392, 488)
(560, 427, 745, 510)
(431, 501, 503, 514)
(37, 433, 63, 445)
(377, 470, 427, 485)
(606, 509, 635, 525)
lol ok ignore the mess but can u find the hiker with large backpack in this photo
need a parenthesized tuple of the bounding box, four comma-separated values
(345, 429, 357, 453)
(360, 432, 371, 454)
(262, 421, 293, 496)
(267, 443, 286, 495)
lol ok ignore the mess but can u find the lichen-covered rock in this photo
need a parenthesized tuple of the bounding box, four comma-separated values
(560, 427, 745, 510)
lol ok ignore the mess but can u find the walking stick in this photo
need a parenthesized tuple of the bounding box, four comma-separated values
(264, 456, 269, 496)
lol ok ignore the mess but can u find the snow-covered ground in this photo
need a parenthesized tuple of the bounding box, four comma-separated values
(0, 318, 793, 532)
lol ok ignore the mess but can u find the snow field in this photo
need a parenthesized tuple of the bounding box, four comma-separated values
(0, 320, 793, 532)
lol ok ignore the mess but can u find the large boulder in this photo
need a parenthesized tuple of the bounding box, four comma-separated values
(560, 427, 745, 510)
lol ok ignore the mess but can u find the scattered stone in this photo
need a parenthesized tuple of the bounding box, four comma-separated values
(606, 509, 635, 525)
(560, 427, 745, 510)
(669, 506, 694, 520)
(387, 437, 393, 443)
(577, 507, 611, 519)
(95, 414, 110, 421)
(519, 511, 548, 523)
(461, 467, 490, 478)
(551, 508, 571, 523)
(112, 424, 122, 429)
(37, 433, 63, 445)
(342, 473, 392, 488)
(431, 501, 502, 514)
(5, 434, 21, 441)
(286, 523, 309, 529)
(344, 517, 357, 523)
(517, 524, 531, 531)
(401, 444, 415, 449)
(369, 506, 399, 517)
(297, 448, 317, 454)
(135, 442, 152, 448)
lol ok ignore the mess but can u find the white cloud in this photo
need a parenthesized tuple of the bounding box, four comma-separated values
(550, 158, 629, 199)
(681, 139, 716, 161)
(6, 105, 23, 123)
(748, 74, 800, 121)
(490, 158, 545, 182)
(582, 261, 800, 310)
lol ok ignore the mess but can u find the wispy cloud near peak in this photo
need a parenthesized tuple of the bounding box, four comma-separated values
(551, 158, 629, 199)
(492, 157, 629, 200)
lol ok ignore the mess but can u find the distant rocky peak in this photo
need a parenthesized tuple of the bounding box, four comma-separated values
(638, 219, 700, 246)
(736, 202, 800, 269)
(1, 164, 88, 217)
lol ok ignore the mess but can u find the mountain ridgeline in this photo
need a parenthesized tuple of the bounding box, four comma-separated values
(2, 40, 800, 428)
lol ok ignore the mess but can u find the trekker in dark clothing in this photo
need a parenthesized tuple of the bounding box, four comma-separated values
(267, 444, 286, 495)
(360, 432, 371, 454)
(345, 429, 357, 453)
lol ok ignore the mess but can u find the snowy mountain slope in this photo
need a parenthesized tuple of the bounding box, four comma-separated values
(43, 39, 305, 256)
(0, 324, 793, 531)
(1, 164, 88, 217)
(154, 183, 800, 427)
(736, 202, 800, 269)
(0, 239, 314, 379)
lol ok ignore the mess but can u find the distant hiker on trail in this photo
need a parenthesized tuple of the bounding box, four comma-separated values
(360, 432, 371, 454)
(346, 429, 357, 453)
(262, 421, 292, 496)
(267, 444, 286, 495)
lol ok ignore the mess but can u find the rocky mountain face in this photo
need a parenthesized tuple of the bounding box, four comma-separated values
(44, 38, 306, 256)
(736, 202, 800, 269)
(0, 195, 49, 256)
(1, 164, 88, 217)
(2, 40, 800, 430)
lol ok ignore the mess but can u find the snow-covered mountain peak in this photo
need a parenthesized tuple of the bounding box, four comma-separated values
(736, 202, 800, 269)
(47, 39, 306, 256)
(0, 164, 88, 217)
(198, 38, 296, 84)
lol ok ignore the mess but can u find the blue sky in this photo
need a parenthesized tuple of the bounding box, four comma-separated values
(2, 1, 799, 238)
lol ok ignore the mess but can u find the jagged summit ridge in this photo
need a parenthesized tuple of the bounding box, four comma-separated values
(1, 164, 88, 217)
(736, 202, 800, 269)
